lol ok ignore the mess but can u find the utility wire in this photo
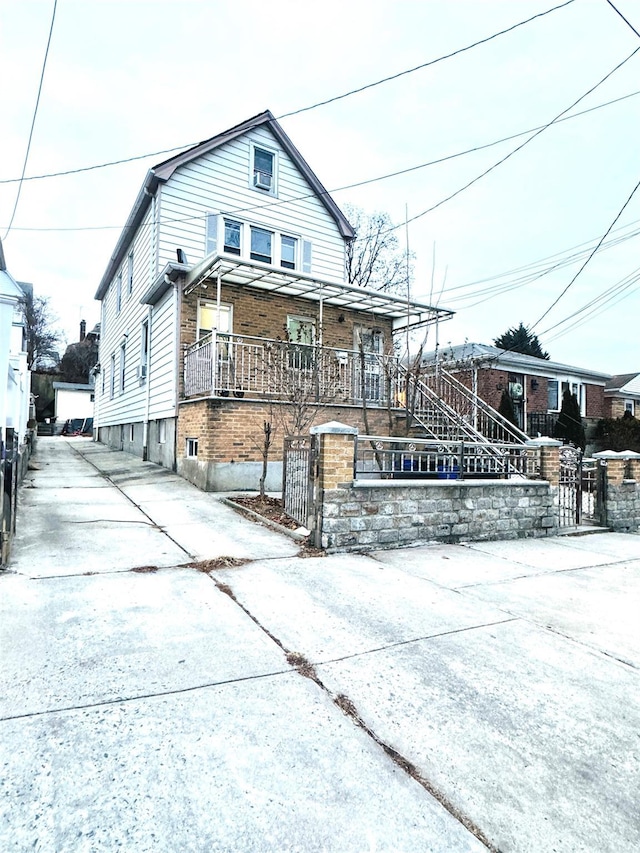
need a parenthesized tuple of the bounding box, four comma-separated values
(3, 0, 57, 240)
(604, 0, 640, 39)
(530, 175, 640, 330)
(278, 0, 576, 118)
(0, 0, 579, 188)
(4, 85, 640, 234)
(386, 45, 640, 235)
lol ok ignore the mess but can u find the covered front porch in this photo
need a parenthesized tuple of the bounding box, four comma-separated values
(184, 332, 402, 404)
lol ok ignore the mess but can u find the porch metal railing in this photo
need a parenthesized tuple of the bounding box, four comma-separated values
(184, 332, 402, 404)
(420, 367, 530, 444)
(355, 434, 539, 480)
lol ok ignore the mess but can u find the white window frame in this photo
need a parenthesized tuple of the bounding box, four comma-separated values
(119, 342, 126, 394)
(223, 218, 243, 256)
(186, 437, 198, 458)
(158, 420, 166, 444)
(140, 318, 149, 381)
(116, 272, 122, 314)
(127, 251, 134, 296)
(624, 399, 635, 416)
(110, 353, 115, 400)
(197, 301, 233, 340)
(250, 143, 277, 196)
(547, 379, 559, 412)
(250, 226, 274, 264)
(281, 234, 297, 270)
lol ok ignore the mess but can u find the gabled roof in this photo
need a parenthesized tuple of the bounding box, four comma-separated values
(606, 373, 640, 394)
(96, 111, 354, 300)
(423, 342, 611, 383)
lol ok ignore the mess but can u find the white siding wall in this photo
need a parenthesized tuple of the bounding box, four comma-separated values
(158, 126, 346, 283)
(56, 389, 94, 421)
(97, 205, 177, 426)
(148, 288, 177, 419)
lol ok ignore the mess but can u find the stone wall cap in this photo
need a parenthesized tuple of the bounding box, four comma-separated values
(525, 437, 562, 447)
(593, 450, 640, 459)
(310, 421, 358, 436)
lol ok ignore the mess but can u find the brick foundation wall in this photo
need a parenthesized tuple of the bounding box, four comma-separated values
(177, 398, 392, 465)
(320, 481, 557, 551)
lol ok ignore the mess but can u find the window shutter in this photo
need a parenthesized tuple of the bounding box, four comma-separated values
(302, 240, 312, 274)
(205, 213, 218, 256)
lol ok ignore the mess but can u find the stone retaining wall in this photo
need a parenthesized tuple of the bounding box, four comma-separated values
(605, 481, 640, 533)
(320, 479, 556, 551)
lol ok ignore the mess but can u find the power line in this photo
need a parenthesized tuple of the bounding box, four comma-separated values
(530, 174, 640, 330)
(0, 0, 579, 188)
(3, 0, 57, 240)
(605, 0, 640, 39)
(387, 45, 640, 235)
(5, 85, 640, 234)
(278, 0, 576, 119)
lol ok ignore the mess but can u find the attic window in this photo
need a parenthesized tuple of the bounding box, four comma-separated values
(253, 147, 275, 192)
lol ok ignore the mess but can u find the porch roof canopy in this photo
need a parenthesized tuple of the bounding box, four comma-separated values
(181, 255, 454, 333)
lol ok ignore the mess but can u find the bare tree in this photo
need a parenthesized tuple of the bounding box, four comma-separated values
(344, 204, 413, 294)
(18, 290, 61, 369)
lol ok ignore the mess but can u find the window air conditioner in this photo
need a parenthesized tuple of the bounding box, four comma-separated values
(137, 364, 148, 380)
(253, 171, 272, 190)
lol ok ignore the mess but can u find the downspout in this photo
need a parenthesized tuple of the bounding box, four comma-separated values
(142, 304, 152, 460)
(173, 276, 182, 471)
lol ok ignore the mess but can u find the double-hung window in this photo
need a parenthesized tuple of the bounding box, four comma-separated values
(116, 273, 122, 314)
(253, 147, 274, 192)
(110, 354, 116, 399)
(120, 343, 126, 393)
(547, 380, 559, 411)
(224, 219, 242, 255)
(250, 227, 273, 264)
(281, 235, 297, 269)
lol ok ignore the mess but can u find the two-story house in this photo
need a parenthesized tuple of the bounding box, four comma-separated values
(95, 111, 453, 490)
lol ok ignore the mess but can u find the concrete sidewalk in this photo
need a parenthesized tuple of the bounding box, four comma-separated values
(2, 437, 639, 851)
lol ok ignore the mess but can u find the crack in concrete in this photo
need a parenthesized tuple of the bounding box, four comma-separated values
(211, 576, 500, 852)
(0, 667, 297, 723)
(68, 444, 194, 559)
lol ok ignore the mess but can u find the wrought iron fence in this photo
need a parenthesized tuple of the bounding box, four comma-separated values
(355, 435, 538, 480)
(283, 435, 316, 527)
(184, 333, 401, 404)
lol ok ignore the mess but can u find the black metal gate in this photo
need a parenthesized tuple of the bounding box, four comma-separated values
(283, 435, 317, 529)
(558, 447, 601, 527)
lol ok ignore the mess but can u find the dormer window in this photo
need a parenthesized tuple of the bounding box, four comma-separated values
(253, 147, 275, 192)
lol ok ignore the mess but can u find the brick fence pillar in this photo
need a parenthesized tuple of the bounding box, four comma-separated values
(527, 438, 561, 486)
(309, 421, 358, 547)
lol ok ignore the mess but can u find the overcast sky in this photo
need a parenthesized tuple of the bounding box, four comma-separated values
(1, 0, 638, 372)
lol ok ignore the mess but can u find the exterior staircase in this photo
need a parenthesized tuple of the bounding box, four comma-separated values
(397, 364, 529, 446)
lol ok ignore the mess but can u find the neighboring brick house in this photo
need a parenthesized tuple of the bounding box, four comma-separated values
(604, 373, 640, 419)
(94, 111, 452, 490)
(425, 343, 610, 437)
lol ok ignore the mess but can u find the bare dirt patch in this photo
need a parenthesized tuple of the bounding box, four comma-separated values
(228, 494, 300, 530)
(182, 556, 251, 573)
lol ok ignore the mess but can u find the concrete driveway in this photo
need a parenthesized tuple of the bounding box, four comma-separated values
(2, 437, 639, 851)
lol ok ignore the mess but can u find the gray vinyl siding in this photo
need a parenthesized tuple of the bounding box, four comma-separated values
(97, 206, 176, 426)
(148, 288, 177, 419)
(158, 125, 346, 283)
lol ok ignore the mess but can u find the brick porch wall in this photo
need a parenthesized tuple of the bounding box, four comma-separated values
(179, 281, 394, 398)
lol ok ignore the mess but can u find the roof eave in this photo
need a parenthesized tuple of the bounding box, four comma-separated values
(95, 170, 160, 300)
